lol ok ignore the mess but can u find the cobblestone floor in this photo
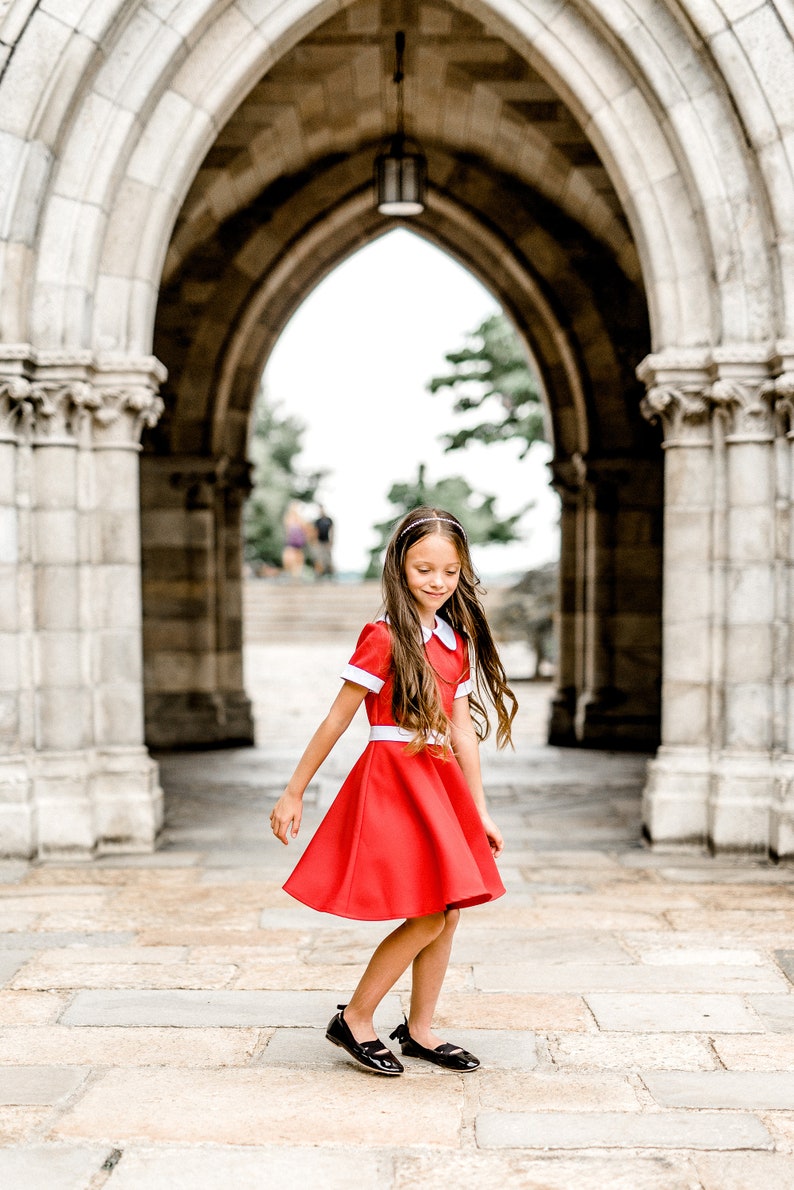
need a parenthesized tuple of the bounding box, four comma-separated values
(2, 644, 794, 1187)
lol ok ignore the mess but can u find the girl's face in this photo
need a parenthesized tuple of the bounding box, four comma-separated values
(403, 533, 461, 626)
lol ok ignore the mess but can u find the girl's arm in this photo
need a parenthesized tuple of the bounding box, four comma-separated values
(450, 697, 504, 857)
(270, 681, 368, 844)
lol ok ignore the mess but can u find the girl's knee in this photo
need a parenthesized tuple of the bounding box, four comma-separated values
(408, 911, 446, 940)
(444, 908, 460, 933)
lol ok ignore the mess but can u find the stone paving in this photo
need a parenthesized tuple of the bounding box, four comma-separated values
(2, 644, 794, 1187)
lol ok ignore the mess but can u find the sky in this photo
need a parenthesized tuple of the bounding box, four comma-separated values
(264, 228, 560, 578)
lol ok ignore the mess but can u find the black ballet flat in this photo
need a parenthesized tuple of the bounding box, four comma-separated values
(326, 1005, 404, 1076)
(389, 1016, 480, 1071)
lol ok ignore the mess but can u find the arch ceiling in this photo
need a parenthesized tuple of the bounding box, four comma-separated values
(151, 0, 654, 464)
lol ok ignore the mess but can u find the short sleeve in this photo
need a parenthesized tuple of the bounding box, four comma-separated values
(341, 621, 392, 694)
(452, 647, 471, 699)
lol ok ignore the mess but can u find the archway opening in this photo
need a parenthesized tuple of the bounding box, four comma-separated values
(138, 0, 663, 761)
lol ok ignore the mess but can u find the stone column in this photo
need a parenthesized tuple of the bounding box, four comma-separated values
(639, 366, 715, 844)
(140, 454, 255, 748)
(708, 366, 777, 850)
(0, 373, 34, 854)
(768, 367, 794, 856)
(86, 368, 165, 849)
(0, 354, 164, 858)
(548, 459, 579, 746)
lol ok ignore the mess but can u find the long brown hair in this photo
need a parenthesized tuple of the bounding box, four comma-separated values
(381, 507, 517, 751)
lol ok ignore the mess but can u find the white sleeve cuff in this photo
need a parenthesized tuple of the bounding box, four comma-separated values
(341, 664, 385, 694)
(454, 678, 473, 699)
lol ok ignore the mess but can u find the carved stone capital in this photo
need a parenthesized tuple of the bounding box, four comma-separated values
(640, 384, 711, 445)
(711, 377, 774, 441)
(767, 374, 794, 438)
(29, 380, 94, 443)
(89, 385, 164, 449)
(0, 377, 33, 441)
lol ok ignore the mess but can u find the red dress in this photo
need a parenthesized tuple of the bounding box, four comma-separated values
(283, 617, 506, 920)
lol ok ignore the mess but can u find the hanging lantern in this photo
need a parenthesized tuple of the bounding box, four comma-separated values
(375, 32, 427, 216)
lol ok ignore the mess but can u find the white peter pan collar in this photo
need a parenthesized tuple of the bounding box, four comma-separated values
(378, 614, 456, 651)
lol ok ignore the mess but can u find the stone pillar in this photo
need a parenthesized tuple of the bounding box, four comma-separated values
(708, 366, 777, 850)
(0, 353, 164, 858)
(639, 350, 791, 855)
(0, 374, 34, 854)
(548, 460, 579, 746)
(639, 366, 715, 844)
(769, 365, 794, 856)
(140, 454, 255, 748)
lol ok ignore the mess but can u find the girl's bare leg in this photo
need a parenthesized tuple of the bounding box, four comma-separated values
(342, 913, 446, 1042)
(408, 908, 460, 1048)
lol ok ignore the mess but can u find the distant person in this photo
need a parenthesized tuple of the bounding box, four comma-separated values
(313, 506, 334, 578)
(282, 503, 308, 579)
(269, 507, 517, 1076)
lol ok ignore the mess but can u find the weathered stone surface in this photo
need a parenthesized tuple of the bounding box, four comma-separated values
(475, 963, 785, 994)
(748, 995, 794, 1032)
(60, 989, 401, 1028)
(550, 1032, 717, 1072)
(434, 992, 593, 1031)
(0, 951, 29, 984)
(477, 1070, 640, 1112)
(643, 1071, 794, 1109)
(0, 1145, 107, 1190)
(103, 1145, 393, 1190)
(695, 1152, 794, 1190)
(585, 993, 763, 1033)
(0, 991, 69, 1024)
(394, 1151, 702, 1190)
(52, 1067, 463, 1146)
(0, 1066, 87, 1105)
(713, 1034, 794, 1071)
(0, 1026, 262, 1068)
(476, 1110, 773, 1151)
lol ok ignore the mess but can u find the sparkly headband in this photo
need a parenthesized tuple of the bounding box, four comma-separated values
(397, 516, 466, 541)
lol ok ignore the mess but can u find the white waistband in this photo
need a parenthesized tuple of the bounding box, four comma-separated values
(368, 725, 444, 745)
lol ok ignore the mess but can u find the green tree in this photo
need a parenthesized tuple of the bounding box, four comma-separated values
(428, 312, 545, 456)
(365, 463, 526, 578)
(243, 388, 325, 569)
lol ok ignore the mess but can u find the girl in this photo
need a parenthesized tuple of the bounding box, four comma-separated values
(269, 507, 517, 1075)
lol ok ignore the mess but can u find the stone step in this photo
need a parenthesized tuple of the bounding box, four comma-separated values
(243, 580, 383, 641)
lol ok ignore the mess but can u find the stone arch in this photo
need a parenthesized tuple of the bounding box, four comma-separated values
(1, 0, 793, 856)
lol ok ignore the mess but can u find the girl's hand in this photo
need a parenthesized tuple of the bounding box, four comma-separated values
(270, 791, 303, 845)
(480, 811, 504, 858)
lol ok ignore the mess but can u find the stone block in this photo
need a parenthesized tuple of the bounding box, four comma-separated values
(585, 993, 763, 1033)
(0, 8, 73, 139)
(0, 633, 18, 692)
(748, 995, 794, 1032)
(0, 1146, 106, 1190)
(52, 1066, 463, 1146)
(93, 683, 144, 747)
(94, 565, 142, 630)
(34, 631, 85, 688)
(0, 1066, 87, 1105)
(33, 446, 77, 508)
(32, 510, 78, 565)
(36, 687, 92, 751)
(477, 1070, 639, 1112)
(475, 1109, 772, 1150)
(394, 1151, 700, 1190)
(60, 988, 402, 1028)
(36, 566, 79, 630)
(0, 1024, 260, 1068)
(696, 1152, 794, 1190)
(644, 1070, 794, 1109)
(90, 1144, 392, 1190)
(95, 511, 141, 565)
(0, 568, 17, 631)
(551, 1032, 715, 1072)
(714, 1034, 794, 1071)
(475, 962, 784, 994)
